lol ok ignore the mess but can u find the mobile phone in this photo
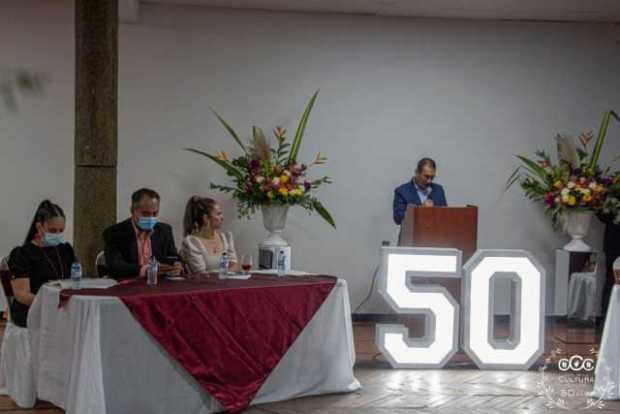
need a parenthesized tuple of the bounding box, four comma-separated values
(160, 256, 181, 265)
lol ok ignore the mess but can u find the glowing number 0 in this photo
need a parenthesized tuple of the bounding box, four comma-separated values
(462, 250, 545, 370)
(376, 248, 545, 370)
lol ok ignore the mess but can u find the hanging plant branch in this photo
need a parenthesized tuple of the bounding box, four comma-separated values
(0, 68, 46, 111)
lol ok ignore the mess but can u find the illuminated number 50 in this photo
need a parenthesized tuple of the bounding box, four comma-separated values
(376, 248, 545, 370)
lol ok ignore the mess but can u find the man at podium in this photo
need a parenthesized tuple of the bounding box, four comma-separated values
(393, 157, 447, 225)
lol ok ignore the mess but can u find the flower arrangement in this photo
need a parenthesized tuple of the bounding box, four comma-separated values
(506, 111, 620, 228)
(185, 91, 336, 228)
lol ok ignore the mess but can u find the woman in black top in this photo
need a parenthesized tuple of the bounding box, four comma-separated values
(8, 200, 75, 327)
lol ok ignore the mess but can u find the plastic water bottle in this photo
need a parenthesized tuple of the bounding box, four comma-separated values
(71, 261, 82, 290)
(147, 256, 158, 286)
(277, 249, 286, 277)
(219, 252, 229, 279)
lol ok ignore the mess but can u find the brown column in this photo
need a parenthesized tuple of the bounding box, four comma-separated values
(74, 0, 118, 276)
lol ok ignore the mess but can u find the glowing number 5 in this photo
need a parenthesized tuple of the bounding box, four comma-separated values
(376, 248, 545, 370)
(376, 247, 462, 369)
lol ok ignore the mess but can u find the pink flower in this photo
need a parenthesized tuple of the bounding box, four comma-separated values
(544, 193, 555, 206)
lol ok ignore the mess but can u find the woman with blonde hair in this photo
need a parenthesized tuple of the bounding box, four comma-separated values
(180, 196, 238, 273)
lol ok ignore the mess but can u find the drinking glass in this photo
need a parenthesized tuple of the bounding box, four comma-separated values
(241, 254, 253, 274)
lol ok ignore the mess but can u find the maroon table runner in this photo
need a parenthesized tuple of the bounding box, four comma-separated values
(60, 274, 337, 413)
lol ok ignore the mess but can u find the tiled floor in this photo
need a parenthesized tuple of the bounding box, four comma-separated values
(1, 321, 618, 413)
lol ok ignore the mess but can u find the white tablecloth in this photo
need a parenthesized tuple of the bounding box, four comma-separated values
(594, 285, 620, 400)
(28, 277, 360, 414)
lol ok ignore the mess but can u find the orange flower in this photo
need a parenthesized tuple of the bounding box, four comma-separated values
(216, 151, 230, 162)
(274, 127, 286, 140)
(579, 131, 594, 147)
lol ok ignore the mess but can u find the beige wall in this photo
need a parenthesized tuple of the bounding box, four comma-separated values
(1, 0, 619, 313)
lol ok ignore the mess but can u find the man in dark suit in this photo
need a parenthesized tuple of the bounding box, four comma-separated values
(103, 188, 182, 279)
(393, 157, 447, 225)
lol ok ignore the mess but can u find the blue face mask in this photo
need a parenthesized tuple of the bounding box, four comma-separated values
(43, 232, 65, 247)
(137, 216, 158, 232)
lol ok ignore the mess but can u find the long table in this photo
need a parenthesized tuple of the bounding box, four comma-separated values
(28, 275, 360, 414)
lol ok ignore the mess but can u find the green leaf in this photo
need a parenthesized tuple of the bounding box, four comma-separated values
(312, 199, 336, 229)
(210, 183, 236, 193)
(288, 91, 319, 164)
(504, 166, 522, 192)
(184, 148, 245, 180)
(515, 155, 548, 182)
(211, 109, 247, 153)
(589, 110, 620, 172)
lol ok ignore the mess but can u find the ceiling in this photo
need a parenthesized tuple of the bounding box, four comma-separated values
(140, 0, 620, 22)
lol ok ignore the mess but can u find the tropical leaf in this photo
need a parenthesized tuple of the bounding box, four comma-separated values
(515, 155, 548, 182)
(183, 148, 245, 180)
(211, 109, 247, 153)
(555, 134, 578, 167)
(589, 110, 620, 172)
(210, 183, 236, 193)
(312, 199, 336, 228)
(249, 126, 271, 162)
(504, 166, 522, 192)
(276, 142, 291, 164)
(288, 91, 319, 164)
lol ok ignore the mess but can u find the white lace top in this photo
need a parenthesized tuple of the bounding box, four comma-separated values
(180, 231, 237, 273)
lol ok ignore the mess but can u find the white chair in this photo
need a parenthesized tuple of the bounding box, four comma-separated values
(0, 269, 6, 318)
(0, 256, 36, 408)
(567, 252, 606, 322)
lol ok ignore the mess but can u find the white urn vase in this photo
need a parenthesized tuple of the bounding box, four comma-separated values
(562, 210, 593, 252)
(261, 205, 289, 247)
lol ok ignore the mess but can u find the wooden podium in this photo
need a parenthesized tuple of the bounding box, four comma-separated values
(391, 206, 481, 363)
(399, 205, 478, 262)
(398, 205, 478, 308)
